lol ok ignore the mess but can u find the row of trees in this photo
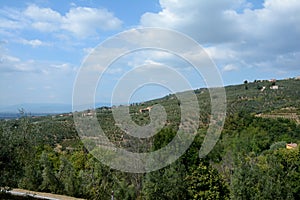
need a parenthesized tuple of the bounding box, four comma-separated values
(0, 115, 230, 199)
(1, 109, 300, 199)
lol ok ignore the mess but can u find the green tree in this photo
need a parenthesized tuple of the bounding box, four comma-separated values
(39, 151, 60, 193)
(142, 161, 188, 200)
(231, 148, 300, 200)
(18, 161, 42, 191)
(77, 157, 116, 199)
(185, 162, 229, 200)
(57, 156, 78, 196)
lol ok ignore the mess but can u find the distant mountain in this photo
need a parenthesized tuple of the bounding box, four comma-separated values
(0, 102, 112, 114)
(0, 103, 72, 114)
(2, 77, 299, 115)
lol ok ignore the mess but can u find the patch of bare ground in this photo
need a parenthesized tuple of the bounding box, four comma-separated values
(10, 189, 85, 200)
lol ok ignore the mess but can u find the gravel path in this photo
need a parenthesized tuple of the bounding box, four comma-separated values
(8, 189, 86, 200)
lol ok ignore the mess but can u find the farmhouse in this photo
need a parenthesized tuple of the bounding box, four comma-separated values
(270, 85, 279, 90)
(260, 86, 266, 92)
(139, 106, 152, 113)
(286, 143, 298, 149)
(82, 109, 95, 117)
(269, 79, 276, 82)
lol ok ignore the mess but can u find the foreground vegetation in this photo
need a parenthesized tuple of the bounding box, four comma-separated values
(1, 78, 300, 199)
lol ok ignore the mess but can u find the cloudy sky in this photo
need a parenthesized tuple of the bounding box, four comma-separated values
(0, 0, 300, 108)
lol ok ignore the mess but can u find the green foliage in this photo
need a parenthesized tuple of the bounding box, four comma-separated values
(231, 148, 300, 200)
(152, 128, 177, 151)
(1, 78, 300, 199)
(18, 161, 42, 191)
(39, 151, 60, 193)
(269, 141, 286, 150)
(185, 162, 229, 200)
(57, 156, 78, 196)
(142, 161, 188, 200)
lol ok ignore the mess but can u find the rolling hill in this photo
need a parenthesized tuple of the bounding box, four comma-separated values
(1, 77, 300, 199)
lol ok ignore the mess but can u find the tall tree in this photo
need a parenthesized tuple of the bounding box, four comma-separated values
(142, 161, 188, 200)
(185, 162, 229, 200)
(39, 151, 60, 193)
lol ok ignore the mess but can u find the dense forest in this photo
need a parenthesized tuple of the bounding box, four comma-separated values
(1, 78, 300, 199)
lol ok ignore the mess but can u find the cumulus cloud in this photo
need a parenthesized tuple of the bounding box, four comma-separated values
(0, 7, 28, 30)
(62, 7, 122, 37)
(141, 0, 245, 43)
(20, 39, 50, 47)
(140, 0, 300, 73)
(223, 64, 239, 72)
(0, 52, 78, 105)
(0, 55, 77, 105)
(0, 52, 76, 74)
(0, 4, 122, 38)
(0, 18, 24, 29)
(24, 5, 62, 32)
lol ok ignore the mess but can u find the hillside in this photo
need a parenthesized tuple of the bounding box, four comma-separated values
(1, 78, 300, 199)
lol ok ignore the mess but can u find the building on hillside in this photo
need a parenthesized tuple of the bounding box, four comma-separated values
(268, 79, 276, 82)
(270, 85, 279, 90)
(286, 143, 298, 149)
(82, 109, 95, 117)
(139, 106, 152, 113)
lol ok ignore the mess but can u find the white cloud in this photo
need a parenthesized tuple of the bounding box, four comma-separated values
(0, 4, 122, 38)
(230, 0, 300, 70)
(140, 0, 300, 73)
(0, 56, 77, 105)
(0, 18, 24, 29)
(20, 39, 50, 47)
(0, 57, 36, 73)
(2, 55, 20, 63)
(62, 7, 122, 37)
(0, 51, 76, 74)
(0, 7, 28, 30)
(223, 64, 239, 72)
(140, 0, 244, 43)
(83, 47, 94, 55)
(23, 5, 62, 32)
(24, 5, 62, 22)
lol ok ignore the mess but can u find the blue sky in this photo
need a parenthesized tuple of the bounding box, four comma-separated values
(0, 0, 300, 107)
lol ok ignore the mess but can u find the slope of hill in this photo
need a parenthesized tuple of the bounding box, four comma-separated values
(1, 77, 300, 199)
